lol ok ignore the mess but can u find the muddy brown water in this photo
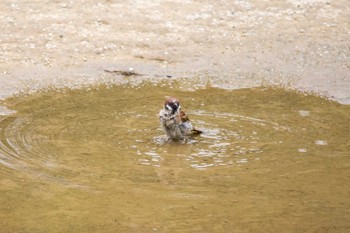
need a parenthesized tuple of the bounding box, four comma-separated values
(0, 81, 349, 232)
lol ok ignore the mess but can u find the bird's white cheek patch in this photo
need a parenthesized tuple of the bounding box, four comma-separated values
(165, 104, 172, 111)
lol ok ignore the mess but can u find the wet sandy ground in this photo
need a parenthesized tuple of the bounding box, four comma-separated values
(1, 0, 350, 232)
(0, 0, 349, 103)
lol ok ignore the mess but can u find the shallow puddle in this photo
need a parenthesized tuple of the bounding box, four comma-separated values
(1, 81, 349, 232)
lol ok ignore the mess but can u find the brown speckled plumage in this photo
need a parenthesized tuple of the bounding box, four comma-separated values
(159, 97, 202, 140)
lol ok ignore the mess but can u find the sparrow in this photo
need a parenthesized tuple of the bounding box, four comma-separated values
(159, 97, 202, 140)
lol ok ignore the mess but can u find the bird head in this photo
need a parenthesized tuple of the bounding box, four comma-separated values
(164, 97, 180, 115)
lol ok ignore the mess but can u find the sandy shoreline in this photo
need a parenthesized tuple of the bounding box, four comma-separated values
(1, 0, 349, 103)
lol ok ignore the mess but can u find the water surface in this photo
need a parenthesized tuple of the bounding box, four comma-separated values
(1, 82, 349, 232)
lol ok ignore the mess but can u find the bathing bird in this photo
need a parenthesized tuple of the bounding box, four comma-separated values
(159, 97, 202, 140)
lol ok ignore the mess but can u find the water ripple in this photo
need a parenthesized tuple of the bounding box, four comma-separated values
(145, 109, 289, 169)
